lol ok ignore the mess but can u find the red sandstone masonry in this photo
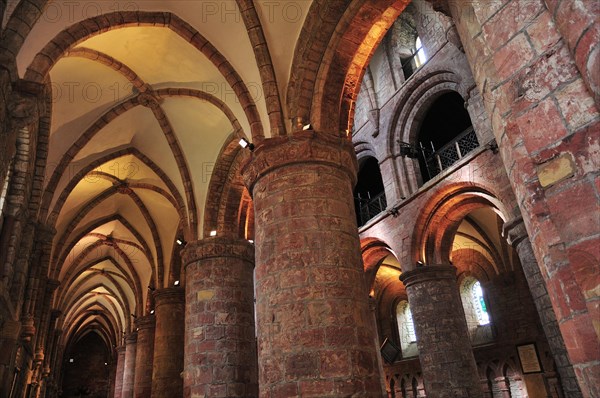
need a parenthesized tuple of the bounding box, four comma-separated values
(151, 288, 184, 398)
(449, 1, 600, 395)
(121, 332, 137, 398)
(242, 132, 384, 397)
(181, 237, 257, 398)
(400, 265, 482, 398)
(133, 315, 155, 398)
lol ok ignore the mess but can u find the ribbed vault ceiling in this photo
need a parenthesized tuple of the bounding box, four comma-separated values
(13, 0, 312, 351)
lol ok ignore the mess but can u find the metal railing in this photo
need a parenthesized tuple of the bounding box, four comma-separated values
(420, 127, 479, 180)
(356, 191, 387, 227)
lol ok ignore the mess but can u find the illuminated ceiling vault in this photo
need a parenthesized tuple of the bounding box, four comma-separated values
(10, 0, 314, 351)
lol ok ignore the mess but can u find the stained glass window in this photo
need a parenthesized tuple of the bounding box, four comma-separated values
(415, 37, 427, 67)
(471, 281, 490, 325)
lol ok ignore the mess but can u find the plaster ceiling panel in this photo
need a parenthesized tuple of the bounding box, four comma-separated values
(71, 106, 154, 163)
(456, 221, 484, 242)
(255, 0, 311, 116)
(134, 188, 179, 283)
(159, 96, 232, 236)
(47, 106, 184, 219)
(452, 233, 495, 266)
(19, 3, 273, 134)
(78, 26, 253, 135)
(50, 151, 175, 236)
(65, 197, 155, 258)
(468, 207, 502, 248)
(48, 56, 133, 140)
(53, 178, 113, 236)
(58, 235, 102, 279)
(106, 154, 171, 192)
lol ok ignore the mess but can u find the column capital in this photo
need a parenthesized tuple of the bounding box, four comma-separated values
(181, 237, 254, 269)
(400, 264, 457, 287)
(502, 215, 528, 246)
(134, 314, 155, 331)
(241, 130, 358, 192)
(153, 287, 184, 307)
(125, 332, 137, 344)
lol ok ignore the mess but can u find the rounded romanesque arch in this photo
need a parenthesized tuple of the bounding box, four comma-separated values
(288, 0, 411, 134)
(411, 183, 510, 267)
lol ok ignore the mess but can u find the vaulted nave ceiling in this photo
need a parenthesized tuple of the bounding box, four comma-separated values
(9, 0, 314, 347)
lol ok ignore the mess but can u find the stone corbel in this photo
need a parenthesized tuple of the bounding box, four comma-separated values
(369, 108, 380, 137)
(502, 216, 527, 247)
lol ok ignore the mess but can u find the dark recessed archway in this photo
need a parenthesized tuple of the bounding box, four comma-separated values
(61, 332, 111, 398)
(354, 157, 387, 227)
(417, 92, 476, 182)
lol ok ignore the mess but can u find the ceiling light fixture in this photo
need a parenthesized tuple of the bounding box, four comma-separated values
(209, 230, 217, 237)
(238, 138, 255, 151)
(174, 280, 180, 286)
(302, 124, 312, 131)
(150, 309, 155, 315)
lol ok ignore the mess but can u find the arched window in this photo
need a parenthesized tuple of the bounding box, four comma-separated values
(471, 280, 490, 325)
(415, 37, 427, 67)
(396, 301, 418, 357)
(460, 276, 493, 344)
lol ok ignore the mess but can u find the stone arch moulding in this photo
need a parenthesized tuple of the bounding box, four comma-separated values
(202, 132, 251, 239)
(361, 237, 400, 291)
(386, 70, 467, 157)
(411, 183, 510, 267)
(288, 0, 411, 135)
(354, 141, 379, 164)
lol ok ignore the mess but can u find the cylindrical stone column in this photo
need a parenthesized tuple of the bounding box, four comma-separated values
(181, 237, 257, 398)
(241, 132, 384, 397)
(113, 345, 127, 398)
(121, 332, 137, 398)
(133, 315, 155, 398)
(503, 216, 581, 396)
(400, 265, 482, 397)
(151, 288, 184, 398)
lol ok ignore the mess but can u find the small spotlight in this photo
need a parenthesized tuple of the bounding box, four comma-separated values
(209, 230, 217, 237)
(69, 358, 74, 363)
(150, 309, 155, 315)
(136, 327, 139, 332)
(416, 260, 424, 267)
(176, 238, 186, 246)
(248, 239, 254, 244)
(238, 138, 255, 150)
(147, 285, 155, 291)
(302, 124, 312, 131)
(174, 280, 180, 286)
(104, 362, 108, 366)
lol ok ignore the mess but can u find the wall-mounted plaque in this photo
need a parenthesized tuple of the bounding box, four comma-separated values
(517, 343, 542, 374)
